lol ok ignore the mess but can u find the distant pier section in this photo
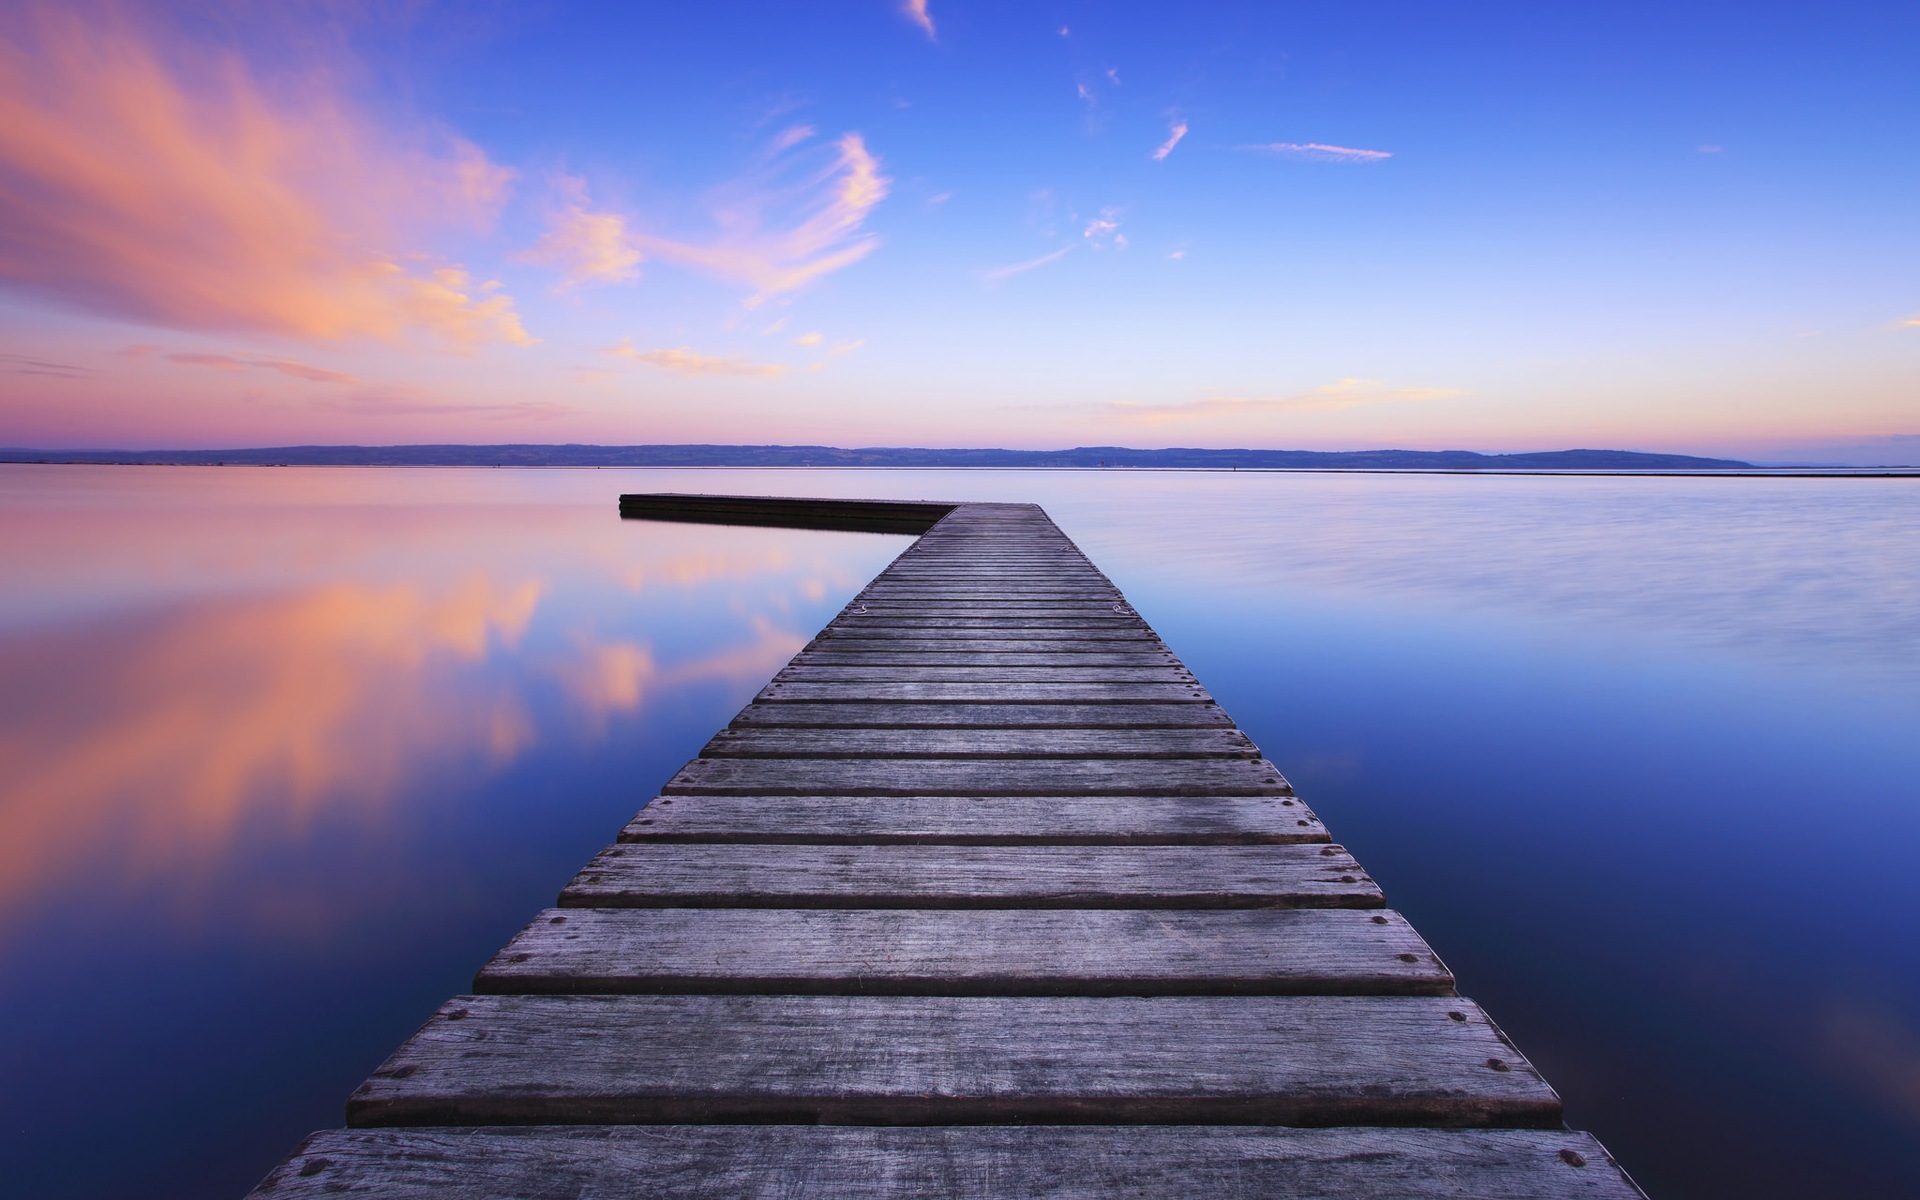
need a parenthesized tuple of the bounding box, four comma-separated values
(250, 495, 1643, 1198)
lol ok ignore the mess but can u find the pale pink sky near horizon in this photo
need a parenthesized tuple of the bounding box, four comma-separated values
(1, 2, 1915, 462)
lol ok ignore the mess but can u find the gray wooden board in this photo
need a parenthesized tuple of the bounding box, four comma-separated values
(662, 756, 1289, 796)
(802, 637, 1159, 645)
(772, 667, 1193, 682)
(619, 794, 1329, 844)
(823, 622, 1154, 637)
(725, 702, 1235, 728)
(251, 1126, 1645, 1200)
(860, 583, 1121, 595)
(344, 994, 1559, 1128)
(758, 682, 1214, 703)
(700, 727, 1261, 758)
(792, 652, 1180, 667)
(475, 907, 1451, 996)
(559, 843, 1378, 908)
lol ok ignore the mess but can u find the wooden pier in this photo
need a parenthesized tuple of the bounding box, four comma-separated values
(250, 497, 1643, 1197)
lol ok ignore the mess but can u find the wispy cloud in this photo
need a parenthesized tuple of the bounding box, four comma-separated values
(1108, 379, 1461, 424)
(1898, 313, 1920, 329)
(828, 339, 865, 356)
(635, 131, 891, 307)
(792, 332, 824, 347)
(1238, 142, 1393, 163)
(166, 351, 359, 384)
(0, 3, 532, 348)
(518, 176, 644, 289)
(606, 338, 787, 378)
(1083, 208, 1126, 250)
(901, 0, 936, 41)
(981, 246, 1073, 285)
(1152, 120, 1189, 161)
(0, 351, 85, 378)
(1697, 144, 1724, 154)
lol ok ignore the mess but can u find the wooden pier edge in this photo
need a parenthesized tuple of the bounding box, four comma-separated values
(246, 497, 1645, 1199)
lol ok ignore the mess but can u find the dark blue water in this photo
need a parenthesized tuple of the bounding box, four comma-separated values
(2, 466, 1916, 1198)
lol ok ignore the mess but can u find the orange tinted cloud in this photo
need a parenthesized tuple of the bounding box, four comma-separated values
(606, 338, 788, 378)
(0, 576, 545, 917)
(0, 4, 531, 347)
(165, 351, 359, 384)
(519, 176, 645, 289)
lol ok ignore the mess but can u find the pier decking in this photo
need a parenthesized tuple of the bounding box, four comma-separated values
(250, 498, 1642, 1197)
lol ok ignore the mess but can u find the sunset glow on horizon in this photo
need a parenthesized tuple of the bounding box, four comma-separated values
(1, 1, 1915, 462)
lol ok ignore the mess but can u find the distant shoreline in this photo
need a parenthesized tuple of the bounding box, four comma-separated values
(4, 459, 1916, 479)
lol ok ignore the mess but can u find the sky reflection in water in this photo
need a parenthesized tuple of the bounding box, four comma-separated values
(3, 466, 1917, 1199)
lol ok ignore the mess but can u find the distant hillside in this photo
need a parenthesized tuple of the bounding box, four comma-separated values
(0, 443, 1753, 470)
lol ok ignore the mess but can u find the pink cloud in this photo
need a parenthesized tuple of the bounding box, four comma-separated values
(165, 351, 358, 384)
(1238, 142, 1393, 163)
(634, 132, 891, 307)
(606, 338, 788, 378)
(901, 0, 937, 40)
(0, 4, 531, 347)
(1152, 120, 1189, 161)
(518, 176, 644, 290)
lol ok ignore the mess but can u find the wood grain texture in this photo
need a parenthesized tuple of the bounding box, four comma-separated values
(559, 843, 1379, 908)
(772, 667, 1193, 684)
(251, 1126, 1645, 1200)
(792, 651, 1180, 667)
(756, 681, 1214, 703)
(725, 701, 1235, 728)
(827, 617, 1150, 630)
(699, 727, 1261, 758)
(344, 994, 1560, 1128)
(618, 794, 1330, 845)
(662, 756, 1290, 796)
(475, 907, 1451, 996)
(810, 637, 1167, 645)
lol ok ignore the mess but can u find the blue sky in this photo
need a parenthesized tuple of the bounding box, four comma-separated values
(1, 0, 1915, 459)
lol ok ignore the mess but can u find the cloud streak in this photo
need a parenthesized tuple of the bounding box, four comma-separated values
(166, 351, 359, 384)
(607, 338, 788, 378)
(540, 131, 889, 307)
(0, 4, 532, 348)
(1152, 120, 1189, 161)
(981, 246, 1072, 285)
(901, 0, 936, 40)
(1108, 379, 1461, 424)
(1238, 142, 1393, 163)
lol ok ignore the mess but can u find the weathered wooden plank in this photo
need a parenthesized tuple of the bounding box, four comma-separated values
(792, 652, 1181, 668)
(858, 587, 1121, 598)
(663, 756, 1289, 796)
(476, 908, 1451, 996)
(827, 616, 1149, 629)
(700, 727, 1260, 758)
(726, 702, 1235, 728)
(252, 1126, 1645, 1200)
(560, 843, 1376, 908)
(757, 681, 1214, 703)
(772, 666, 1193, 682)
(802, 637, 1159, 645)
(344, 994, 1560, 1128)
(619, 794, 1329, 844)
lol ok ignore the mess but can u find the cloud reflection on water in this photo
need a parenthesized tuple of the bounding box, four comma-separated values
(0, 483, 885, 933)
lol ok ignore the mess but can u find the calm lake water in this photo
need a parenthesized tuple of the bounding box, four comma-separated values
(2, 465, 1917, 1199)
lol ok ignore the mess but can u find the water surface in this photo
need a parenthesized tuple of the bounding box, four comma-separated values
(2, 465, 1916, 1198)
